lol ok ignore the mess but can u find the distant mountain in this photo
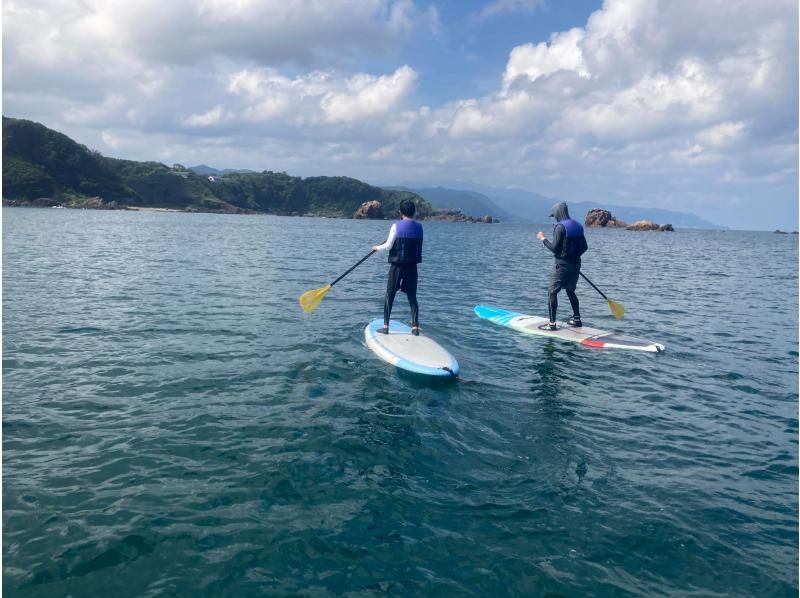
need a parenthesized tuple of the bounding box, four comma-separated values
(189, 164, 257, 176)
(387, 186, 515, 222)
(569, 202, 723, 229)
(395, 180, 723, 229)
(460, 183, 556, 223)
(1, 116, 433, 218)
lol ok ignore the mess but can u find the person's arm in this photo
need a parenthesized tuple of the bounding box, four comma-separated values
(372, 224, 397, 252)
(537, 224, 564, 253)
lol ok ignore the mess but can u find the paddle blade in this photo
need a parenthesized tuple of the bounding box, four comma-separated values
(299, 284, 331, 313)
(608, 298, 625, 319)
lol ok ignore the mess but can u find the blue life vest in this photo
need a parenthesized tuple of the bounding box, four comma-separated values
(556, 219, 587, 260)
(389, 219, 423, 264)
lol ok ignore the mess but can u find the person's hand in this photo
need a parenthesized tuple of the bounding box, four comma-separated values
(536, 231, 545, 241)
(371, 245, 379, 251)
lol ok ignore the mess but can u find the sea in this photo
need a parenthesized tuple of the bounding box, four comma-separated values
(3, 207, 798, 597)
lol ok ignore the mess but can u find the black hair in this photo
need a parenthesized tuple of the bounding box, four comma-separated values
(399, 199, 416, 217)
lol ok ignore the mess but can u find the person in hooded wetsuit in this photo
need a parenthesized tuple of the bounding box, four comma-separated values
(536, 202, 588, 331)
(371, 199, 423, 335)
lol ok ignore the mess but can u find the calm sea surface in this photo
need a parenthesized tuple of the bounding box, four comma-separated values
(3, 207, 798, 596)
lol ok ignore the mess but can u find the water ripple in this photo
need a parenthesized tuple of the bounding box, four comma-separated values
(3, 209, 798, 596)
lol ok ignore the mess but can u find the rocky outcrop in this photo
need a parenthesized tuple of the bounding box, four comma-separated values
(625, 219, 674, 231)
(353, 200, 384, 219)
(585, 208, 626, 228)
(2, 197, 62, 208)
(2, 196, 129, 210)
(425, 208, 495, 223)
(626, 219, 660, 231)
(68, 196, 126, 210)
(585, 208, 674, 231)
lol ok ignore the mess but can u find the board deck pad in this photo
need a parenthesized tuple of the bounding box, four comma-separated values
(474, 305, 665, 353)
(364, 319, 459, 377)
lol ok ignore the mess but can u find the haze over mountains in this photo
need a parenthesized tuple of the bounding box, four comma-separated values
(392, 183, 723, 229)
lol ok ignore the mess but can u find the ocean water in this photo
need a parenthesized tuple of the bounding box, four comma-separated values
(3, 207, 798, 597)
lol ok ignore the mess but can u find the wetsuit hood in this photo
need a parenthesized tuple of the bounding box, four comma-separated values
(548, 202, 570, 221)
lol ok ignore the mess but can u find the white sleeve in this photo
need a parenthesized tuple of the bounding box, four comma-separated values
(373, 224, 397, 252)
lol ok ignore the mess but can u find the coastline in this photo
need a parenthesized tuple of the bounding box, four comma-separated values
(126, 206, 184, 213)
(2, 200, 497, 222)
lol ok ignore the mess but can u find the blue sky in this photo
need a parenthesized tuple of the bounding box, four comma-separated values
(3, 0, 797, 230)
(385, 1, 605, 105)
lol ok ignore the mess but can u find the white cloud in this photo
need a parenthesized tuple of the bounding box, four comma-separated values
(321, 66, 418, 123)
(101, 131, 122, 149)
(63, 94, 128, 126)
(449, 100, 494, 137)
(503, 28, 590, 89)
(221, 65, 418, 127)
(696, 121, 746, 149)
(185, 106, 228, 127)
(472, 0, 545, 22)
(2, 0, 426, 88)
(388, 0, 440, 35)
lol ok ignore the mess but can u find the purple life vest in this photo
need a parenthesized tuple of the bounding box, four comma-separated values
(556, 219, 587, 260)
(389, 219, 423, 264)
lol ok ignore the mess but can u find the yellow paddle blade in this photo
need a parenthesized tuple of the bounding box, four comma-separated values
(608, 298, 625, 319)
(299, 284, 331, 313)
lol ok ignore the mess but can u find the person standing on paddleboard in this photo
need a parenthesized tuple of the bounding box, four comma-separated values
(536, 202, 588, 331)
(371, 199, 423, 336)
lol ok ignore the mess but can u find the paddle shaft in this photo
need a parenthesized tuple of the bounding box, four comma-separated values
(578, 271, 609, 301)
(330, 250, 376, 287)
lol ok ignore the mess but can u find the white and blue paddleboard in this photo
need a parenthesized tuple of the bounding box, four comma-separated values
(364, 319, 460, 377)
(475, 305, 665, 353)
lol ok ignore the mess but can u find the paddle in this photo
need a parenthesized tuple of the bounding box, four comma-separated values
(578, 271, 625, 319)
(299, 250, 376, 313)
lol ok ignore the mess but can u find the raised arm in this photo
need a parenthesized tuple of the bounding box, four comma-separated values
(372, 224, 397, 252)
(538, 224, 564, 254)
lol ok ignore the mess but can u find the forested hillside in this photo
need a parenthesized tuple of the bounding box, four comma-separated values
(2, 117, 431, 218)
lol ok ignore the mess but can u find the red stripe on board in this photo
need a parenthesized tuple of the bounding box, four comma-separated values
(581, 338, 606, 348)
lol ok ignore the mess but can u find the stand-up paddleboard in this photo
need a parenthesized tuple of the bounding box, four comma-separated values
(364, 319, 459, 377)
(475, 305, 665, 353)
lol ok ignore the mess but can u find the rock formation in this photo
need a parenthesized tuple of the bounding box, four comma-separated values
(353, 200, 384, 219)
(586, 208, 674, 231)
(424, 208, 495, 223)
(625, 219, 674, 231)
(626, 219, 660, 231)
(585, 208, 626, 228)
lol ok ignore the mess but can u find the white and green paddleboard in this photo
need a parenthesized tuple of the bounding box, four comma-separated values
(474, 305, 665, 353)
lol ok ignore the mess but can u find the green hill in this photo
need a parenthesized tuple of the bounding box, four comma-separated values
(1, 116, 432, 218)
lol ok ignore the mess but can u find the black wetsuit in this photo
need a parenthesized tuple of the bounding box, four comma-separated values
(542, 203, 587, 323)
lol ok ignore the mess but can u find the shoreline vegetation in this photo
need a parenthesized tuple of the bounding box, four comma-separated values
(1, 116, 497, 223)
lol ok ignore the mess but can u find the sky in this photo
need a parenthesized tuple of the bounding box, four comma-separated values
(2, 0, 798, 230)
